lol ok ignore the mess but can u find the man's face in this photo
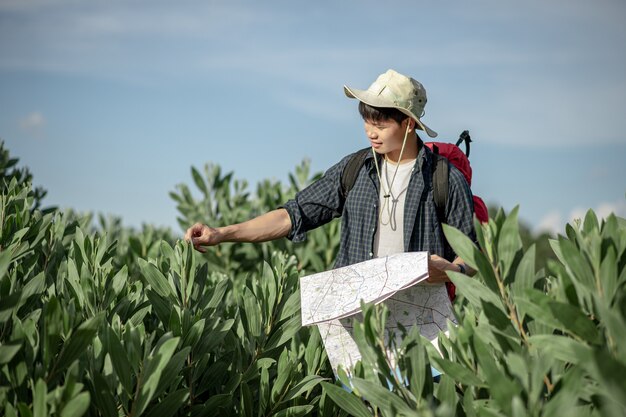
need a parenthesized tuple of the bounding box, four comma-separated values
(363, 118, 408, 155)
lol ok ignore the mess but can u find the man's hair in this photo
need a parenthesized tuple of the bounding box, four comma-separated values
(358, 101, 410, 126)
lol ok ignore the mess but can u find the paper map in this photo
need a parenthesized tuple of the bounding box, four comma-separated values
(300, 252, 455, 374)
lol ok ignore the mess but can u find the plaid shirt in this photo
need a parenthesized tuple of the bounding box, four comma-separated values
(282, 143, 476, 268)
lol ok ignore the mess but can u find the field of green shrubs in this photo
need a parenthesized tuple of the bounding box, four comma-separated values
(1, 140, 625, 416)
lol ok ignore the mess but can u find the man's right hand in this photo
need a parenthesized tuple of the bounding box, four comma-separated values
(184, 223, 221, 253)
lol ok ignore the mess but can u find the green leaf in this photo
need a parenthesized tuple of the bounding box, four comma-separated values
(271, 349, 293, 403)
(512, 244, 537, 295)
(558, 238, 595, 290)
(278, 291, 300, 322)
(182, 318, 205, 347)
(59, 392, 90, 417)
(240, 382, 253, 417)
(404, 332, 431, 400)
(87, 370, 117, 417)
(528, 334, 592, 365)
(241, 287, 262, 338)
(273, 405, 315, 417)
(473, 334, 521, 415)
(443, 224, 500, 294)
(160, 240, 176, 264)
(202, 393, 231, 412)
(20, 271, 46, 302)
(588, 349, 626, 408)
(283, 375, 326, 401)
(583, 209, 599, 234)
(497, 205, 523, 278)
(132, 336, 180, 417)
(138, 258, 172, 299)
(435, 375, 458, 409)
(206, 278, 230, 310)
(153, 347, 190, 399)
(266, 315, 301, 350)
(517, 289, 599, 343)
(242, 357, 275, 383)
(146, 289, 171, 326)
(146, 389, 189, 417)
(191, 166, 208, 195)
(350, 377, 414, 415)
(304, 327, 322, 374)
(0, 243, 13, 279)
(547, 301, 600, 344)
(33, 379, 47, 417)
(321, 382, 371, 417)
(0, 342, 22, 364)
(110, 265, 128, 298)
(0, 291, 21, 323)
(54, 314, 104, 377)
(514, 290, 562, 330)
(449, 272, 505, 313)
(66, 259, 85, 309)
(599, 246, 618, 304)
(16, 403, 33, 417)
(429, 356, 485, 387)
(258, 366, 270, 416)
(103, 326, 133, 395)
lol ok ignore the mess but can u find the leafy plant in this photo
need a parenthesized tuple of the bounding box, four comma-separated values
(321, 207, 626, 417)
(3, 140, 624, 417)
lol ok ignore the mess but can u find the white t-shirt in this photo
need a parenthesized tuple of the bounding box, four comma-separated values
(373, 158, 416, 258)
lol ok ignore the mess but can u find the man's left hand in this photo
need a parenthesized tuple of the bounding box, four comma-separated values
(427, 254, 457, 283)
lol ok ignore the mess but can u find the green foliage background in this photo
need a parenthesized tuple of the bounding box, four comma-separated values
(1, 140, 624, 416)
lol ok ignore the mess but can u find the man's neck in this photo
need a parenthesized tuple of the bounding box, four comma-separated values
(385, 132, 420, 164)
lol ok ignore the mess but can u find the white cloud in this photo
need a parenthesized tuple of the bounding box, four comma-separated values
(2, 0, 625, 147)
(589, 200, 626, 220)
(19, 111, 46, 137)
(536, 198, 626, 235)
(536, 210, 563, 235)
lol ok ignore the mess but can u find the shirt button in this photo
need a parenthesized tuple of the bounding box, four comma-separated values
(369, 252, 373, 257)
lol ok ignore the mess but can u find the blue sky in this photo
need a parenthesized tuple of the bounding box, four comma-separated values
(1, 0, 625, 235)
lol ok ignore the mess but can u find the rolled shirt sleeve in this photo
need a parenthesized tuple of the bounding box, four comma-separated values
(280, 154, 352, 243)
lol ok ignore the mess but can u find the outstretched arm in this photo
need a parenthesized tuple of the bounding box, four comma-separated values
(184, 208, 292, 253)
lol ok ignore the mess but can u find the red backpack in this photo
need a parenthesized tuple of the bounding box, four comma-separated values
(425, 131, 488, 224)
(425, 131, 488, 300)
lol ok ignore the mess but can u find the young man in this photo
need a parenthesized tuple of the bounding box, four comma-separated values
(185, 69, 475, 281)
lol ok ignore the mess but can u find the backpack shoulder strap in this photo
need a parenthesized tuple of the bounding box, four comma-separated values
(340, 147, 370, 199)
(431, 144, 449, 224)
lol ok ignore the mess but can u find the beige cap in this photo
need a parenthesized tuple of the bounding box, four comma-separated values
(344, 69, 437, 138)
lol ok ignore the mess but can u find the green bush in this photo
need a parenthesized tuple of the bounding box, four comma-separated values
(0, 142, 337, 416)
(1, 139, 624, 416)
(323, 208, 626, 417)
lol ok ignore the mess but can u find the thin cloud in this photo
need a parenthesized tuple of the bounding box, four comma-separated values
(2, 0, 625, 147)
(536, 210, 563, 235)
(537, 198, 626, 235)
(19, 112, 46, 137)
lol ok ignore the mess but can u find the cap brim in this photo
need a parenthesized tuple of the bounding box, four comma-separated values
(344, 85, 438, 138)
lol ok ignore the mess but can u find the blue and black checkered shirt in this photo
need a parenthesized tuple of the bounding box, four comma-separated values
(282, 143, 476, 268)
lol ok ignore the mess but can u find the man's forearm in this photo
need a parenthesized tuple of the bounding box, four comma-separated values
(427, 255, 474, 283)
(218, 208, 292, 243)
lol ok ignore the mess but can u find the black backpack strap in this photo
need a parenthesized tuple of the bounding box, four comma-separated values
(431, 144, 449, 224)
(340, 147, 370, 199)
